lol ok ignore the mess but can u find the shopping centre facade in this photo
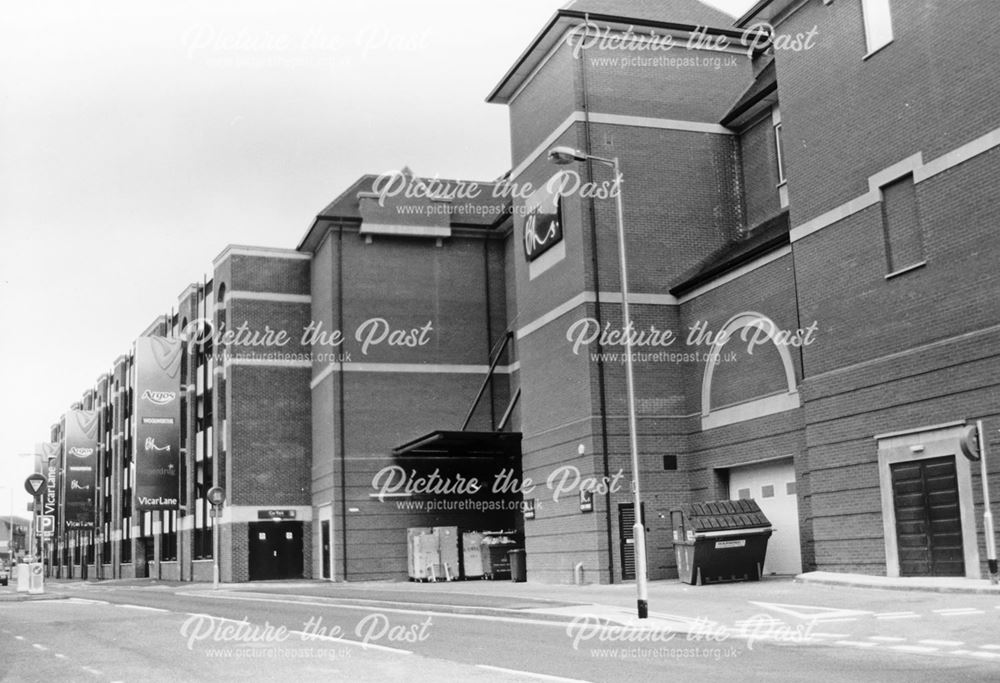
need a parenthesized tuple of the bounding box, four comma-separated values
(36, 0, 1000, 584)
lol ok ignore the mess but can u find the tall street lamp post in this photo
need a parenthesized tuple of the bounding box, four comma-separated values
(547, 146, 648, 619)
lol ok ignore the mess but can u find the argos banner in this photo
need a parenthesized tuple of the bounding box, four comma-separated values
(64, 410, 99, 529)
(135, 336, 182, 510)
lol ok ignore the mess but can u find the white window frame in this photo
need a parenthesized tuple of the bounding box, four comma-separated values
(862, 0, 894, 57)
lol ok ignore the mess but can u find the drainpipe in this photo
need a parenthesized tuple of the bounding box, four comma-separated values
(579, 13, 616, 584)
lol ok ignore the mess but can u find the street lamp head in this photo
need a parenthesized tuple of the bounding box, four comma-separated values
(547, 146, 588, 165)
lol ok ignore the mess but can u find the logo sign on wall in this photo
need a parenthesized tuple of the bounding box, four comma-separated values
(523, 175, 564, 262)
(63, 410, 99, 529)
(134, 336, 183, 511)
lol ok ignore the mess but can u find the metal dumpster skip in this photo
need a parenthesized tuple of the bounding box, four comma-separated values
(671, 499, 772, 585)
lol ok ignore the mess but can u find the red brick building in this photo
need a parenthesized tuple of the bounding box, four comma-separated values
(37, 0, 999, 584)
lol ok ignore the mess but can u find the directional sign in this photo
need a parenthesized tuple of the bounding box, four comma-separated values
(24, 473, 46, 497)
(37, 515, 55, 537)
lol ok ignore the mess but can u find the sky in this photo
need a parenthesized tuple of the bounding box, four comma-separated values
(0, 0, 754, 519)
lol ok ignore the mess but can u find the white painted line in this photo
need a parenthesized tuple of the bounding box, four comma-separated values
(14, 636, 24, 641)
(875, 612, 919, 620)
(55, 653, 67, 659)
(81, 667, 103, 676)
(178, 591, 582, 629)
(812, 617, 858, 624)
(918, 639, 964, 647)
(66, 598, 109, 606)
(971, 651, 1000, 660)
(476, 664, 593, 683)
(118, 604, 168, 613)
(889, 645, 939, 654)
(979, 645, 1000, 651)
(868, 636, 906, 643)
(834, 640, 878, 648)
(933, 609, 983, 616)
(32, 643, 48, 651)
(287, 630, 412, 656)
(809, 632, 851, 639)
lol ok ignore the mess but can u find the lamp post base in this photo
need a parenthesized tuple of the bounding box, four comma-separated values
(637, 599, 648, 619)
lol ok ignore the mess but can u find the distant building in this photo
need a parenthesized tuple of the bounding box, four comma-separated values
(37, 0, 1000, 584)
(1, 518, 30, 562)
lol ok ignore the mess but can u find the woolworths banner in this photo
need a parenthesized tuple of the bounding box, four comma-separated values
(134, 336, 182, 510)
(64, 410, 99, 529)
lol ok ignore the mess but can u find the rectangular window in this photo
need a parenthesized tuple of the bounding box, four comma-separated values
(862, 0, 893, 54)
(880, 173, 924, 274)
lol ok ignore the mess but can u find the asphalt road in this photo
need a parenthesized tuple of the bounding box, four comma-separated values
(1, 580, 999, 682)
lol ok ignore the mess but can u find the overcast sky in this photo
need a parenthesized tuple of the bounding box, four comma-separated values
(0, 0, 753, 516)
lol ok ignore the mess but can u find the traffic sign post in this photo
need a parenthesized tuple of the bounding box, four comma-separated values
(206, 486, 225, 590)
(27, 562, 44, 595)
(37, 515, 55, 537)
(24, 474, 46, 497)
(977, 421, 998, 585)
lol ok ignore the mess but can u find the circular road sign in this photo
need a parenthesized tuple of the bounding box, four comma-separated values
(24, 473, 47, 497)
(207, 486, 226, 507)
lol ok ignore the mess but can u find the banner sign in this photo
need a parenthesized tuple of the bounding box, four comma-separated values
(134, 336, 183, 510)
(41, 443, 61, 528)
(64, 410, 99, 529)
(523, 175, 564, 262)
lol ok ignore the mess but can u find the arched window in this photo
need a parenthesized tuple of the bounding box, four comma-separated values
(701, 311, 800, 430)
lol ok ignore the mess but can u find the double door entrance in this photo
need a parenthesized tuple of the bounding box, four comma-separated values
(248, 522, 304, 581)
(890, 456, 964, 577)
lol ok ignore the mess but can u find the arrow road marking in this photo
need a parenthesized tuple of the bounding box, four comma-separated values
(748, 601, 871, 621)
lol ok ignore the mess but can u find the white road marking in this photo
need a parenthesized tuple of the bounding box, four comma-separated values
(834, 640, 878, 648)
(287, 629, 412, 656)
(748, 601, 871, 621)
(55, 653, 67, 659)
(177, 591, 588, 629)
(868, 636, 906, 643)
(476, 664, 593, 682)
(809, 632, 851, 639)
(32, 643, 48, 651)
(979, 645, 1000, 651)
(933, 608, 983, 616)
(918, 639, 963, 647)
(889, 645, 939, 654)
(81, 666, 103, 676)
(14, 635, 24, 640)
(66, 598, 110, 606)
(970, 652, 1000, 660)
(875, 612, 919, 620)
(118, 604, 168, 612)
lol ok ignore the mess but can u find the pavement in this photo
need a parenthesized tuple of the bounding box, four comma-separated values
(795, 570, 1000, 594)
(4, 569, 999, 609)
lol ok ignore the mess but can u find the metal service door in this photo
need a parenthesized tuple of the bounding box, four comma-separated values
(248, 522, 304, 581)
(729, 459, 802, 575)
(618, 503, 645, 581)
